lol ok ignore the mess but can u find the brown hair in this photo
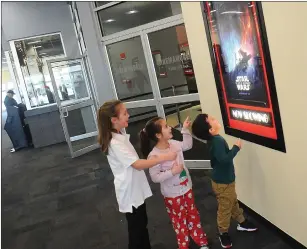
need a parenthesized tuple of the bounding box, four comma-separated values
(97, 99, 122, 154)
(139, 117, 163, 158)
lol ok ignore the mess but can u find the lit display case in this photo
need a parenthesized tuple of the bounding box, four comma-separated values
(203, 1, 286, 152)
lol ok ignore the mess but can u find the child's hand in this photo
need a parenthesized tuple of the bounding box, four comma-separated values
(171, 163, 184, 175)
(235, 138, 242, 149)
(160, 151, 177, 162)
(183, 116, 191, 129)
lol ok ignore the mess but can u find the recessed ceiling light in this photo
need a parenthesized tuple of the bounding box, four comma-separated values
(126, 10, 138, 15)
(27, 40, 41, 45)
(104, 19, 115, 23)
(210, 10, 216, 13)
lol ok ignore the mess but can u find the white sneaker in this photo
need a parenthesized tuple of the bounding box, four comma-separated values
(200, 246, 210, 249)
(10, 148, 15, 153)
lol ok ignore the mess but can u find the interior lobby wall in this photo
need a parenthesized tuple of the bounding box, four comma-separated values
(1, 2, 80, 58)
(181, 2, 307, 247)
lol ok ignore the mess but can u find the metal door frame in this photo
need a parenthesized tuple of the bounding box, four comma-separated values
(100, 15, 211, 169)
(47, 56, 99, 158)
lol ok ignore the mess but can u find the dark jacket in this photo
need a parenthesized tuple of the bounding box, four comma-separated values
(4, 96, 18, 108)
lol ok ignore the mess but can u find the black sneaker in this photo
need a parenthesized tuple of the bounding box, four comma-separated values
(219, 233, 232, 248)
(237, 220, 258, 232)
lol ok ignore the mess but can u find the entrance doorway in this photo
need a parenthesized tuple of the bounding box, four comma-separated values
(47, 56, 99, 157)
(103, 15, 210, 169)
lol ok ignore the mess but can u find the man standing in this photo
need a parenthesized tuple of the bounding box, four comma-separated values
(4, 90, 18, 108)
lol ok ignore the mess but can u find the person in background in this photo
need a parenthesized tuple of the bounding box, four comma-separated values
(45, 86, 55, 104)
(4, 90, 18, 108)
(192, 114, 257, 249)
(60, 85, 69, 101)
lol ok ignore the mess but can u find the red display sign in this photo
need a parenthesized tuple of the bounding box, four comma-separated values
(203, 2, 286, 152)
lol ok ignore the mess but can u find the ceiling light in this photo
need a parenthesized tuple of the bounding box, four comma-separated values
(39, 53, 47, 55)
(210, 10, 216, 13)
(27, 40, 41, 45)
(33, 46, 42, 49)
(126, 10, 139, 14)
(104, 19, 115, 23)
(221, 11, 243, 14)
(249, 4, 254, 7)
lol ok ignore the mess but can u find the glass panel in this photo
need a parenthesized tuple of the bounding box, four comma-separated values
(50, 60, 89, 103)
(106, 37, 153, 102)
(14, 33, 65, 108)
(164, 101, 210, 160)
(97, 2, 182, 36)
(95, 1, 113, 7)
(71, 136, 97, 152)
(64, 106, 97, 152)
(126, 106, 158, 157)
(148, 25, 198, 98)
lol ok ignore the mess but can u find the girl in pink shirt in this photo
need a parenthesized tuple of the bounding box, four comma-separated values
(140, 117, 209, 249)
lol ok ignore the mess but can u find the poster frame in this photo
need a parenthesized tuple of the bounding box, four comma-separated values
(202, 1, 286, 152)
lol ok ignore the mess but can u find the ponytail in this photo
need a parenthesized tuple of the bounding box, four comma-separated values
(139, 117, 163, 158)
(140, 129, 151, 158)
(97, 100, 122, 155)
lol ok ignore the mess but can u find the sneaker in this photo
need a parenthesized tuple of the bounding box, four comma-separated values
(10, 148, 15, 153)
(237, 220, 258, 232)
(219, 233, 232, 248)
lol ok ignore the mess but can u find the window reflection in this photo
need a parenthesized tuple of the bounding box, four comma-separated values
(50, 60, 89, 103)
(106, 37, 154, 102)
(14, 33, 65, 108)
(148, 24, 198, 98)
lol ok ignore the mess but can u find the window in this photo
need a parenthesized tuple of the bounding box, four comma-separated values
(14, 33, 66, 108)
(148, 24, 197, 98)
(96, 2, 182, 36)
(95, 1, 113, 7)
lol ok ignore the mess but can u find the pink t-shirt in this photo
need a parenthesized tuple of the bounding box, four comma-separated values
(148, 128, 193, 198)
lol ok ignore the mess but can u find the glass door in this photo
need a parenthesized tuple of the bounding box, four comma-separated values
(47, 56, 99, 158)
(144, 23, 211, 169)
(103, 20, 211, 168)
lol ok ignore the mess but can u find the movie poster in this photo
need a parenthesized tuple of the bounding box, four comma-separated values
(203, 2, 286, 152)
(212, 2, 269, 107)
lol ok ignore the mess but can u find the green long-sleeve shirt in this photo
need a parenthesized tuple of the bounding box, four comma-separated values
(209, 135, 240, 184)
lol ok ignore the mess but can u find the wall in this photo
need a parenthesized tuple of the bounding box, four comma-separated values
(181, 2, 307, 247)
(76, 2, 116, 105)
(1, 2, 80, 58)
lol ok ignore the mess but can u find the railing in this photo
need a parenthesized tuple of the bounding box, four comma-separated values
(120, 83, 188, 101)
(124, 83, 197, 124)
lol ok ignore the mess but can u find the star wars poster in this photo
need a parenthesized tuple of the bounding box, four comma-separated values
(203, 2, 286, 152)
(211, 2, 268, 107)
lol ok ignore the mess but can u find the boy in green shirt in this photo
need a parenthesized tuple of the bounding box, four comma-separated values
(192, 114, 257, 248)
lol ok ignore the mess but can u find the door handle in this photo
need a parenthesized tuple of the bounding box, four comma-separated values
(62, 107, 69, 118)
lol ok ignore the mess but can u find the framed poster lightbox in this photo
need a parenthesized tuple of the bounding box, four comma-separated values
(202, 1, 286, 152)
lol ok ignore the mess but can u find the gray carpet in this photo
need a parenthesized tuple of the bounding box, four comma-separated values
(1, 133, 296, 249)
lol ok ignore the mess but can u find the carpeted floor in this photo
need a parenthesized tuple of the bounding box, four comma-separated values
(1, 127, 296, 249)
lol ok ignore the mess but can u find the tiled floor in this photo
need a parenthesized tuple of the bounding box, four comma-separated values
(1, 131, 295, 249)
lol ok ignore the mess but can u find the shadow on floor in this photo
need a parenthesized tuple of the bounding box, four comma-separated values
(1, 142, 295, 249)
